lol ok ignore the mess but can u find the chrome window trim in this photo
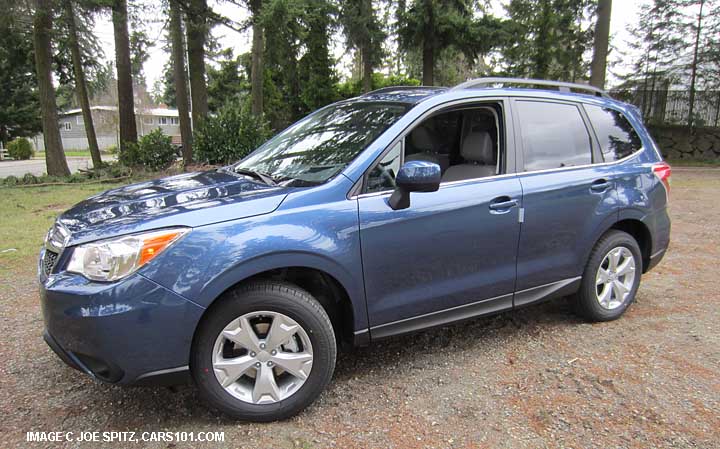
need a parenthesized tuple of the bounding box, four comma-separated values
(351, 147, 643, 200)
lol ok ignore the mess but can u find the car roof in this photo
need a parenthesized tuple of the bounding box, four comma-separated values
(351, 82, 632, 114)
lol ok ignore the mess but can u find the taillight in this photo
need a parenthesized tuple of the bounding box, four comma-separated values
(652, 161, 671, 199)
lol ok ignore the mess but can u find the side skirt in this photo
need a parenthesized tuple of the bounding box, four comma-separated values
(366, 277, 582, 341)
(370, 293, 513, 340)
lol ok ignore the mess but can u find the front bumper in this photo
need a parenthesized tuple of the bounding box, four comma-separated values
(40, 270, 205, 384)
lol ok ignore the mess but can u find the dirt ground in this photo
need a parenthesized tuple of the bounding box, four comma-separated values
(1, 169, 718, 449)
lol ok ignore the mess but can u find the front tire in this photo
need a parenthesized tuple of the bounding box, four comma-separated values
(575, 230, 642, 322)
(191, 281, 337, 421)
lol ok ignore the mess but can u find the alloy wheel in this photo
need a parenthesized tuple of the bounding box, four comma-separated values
(595, 246, 636, 310)
(212, 311, 313, 404)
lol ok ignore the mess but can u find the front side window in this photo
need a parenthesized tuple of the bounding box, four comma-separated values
(516, 101, 592, 171)
(584, 105, 642, 161)
(366, 141, 402, 193)
(236, 102, 409, 186)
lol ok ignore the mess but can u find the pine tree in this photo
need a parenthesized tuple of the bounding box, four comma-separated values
(111, 0, 138, 151)
(61, 0, 103, 168)
(340, 0, 386, 92)
(33, 0, 71, 176)
(397, 0, 503, 86)
(0, 5, 42, 145)
(501, 0, 594, 81)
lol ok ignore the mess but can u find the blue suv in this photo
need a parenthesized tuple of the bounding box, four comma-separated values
(39, 78, 671, 421)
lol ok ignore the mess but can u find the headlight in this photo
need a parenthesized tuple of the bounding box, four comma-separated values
(66, 228, 189, 282)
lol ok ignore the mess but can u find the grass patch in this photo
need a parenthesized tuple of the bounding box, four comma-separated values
(0, 183, 127, 270)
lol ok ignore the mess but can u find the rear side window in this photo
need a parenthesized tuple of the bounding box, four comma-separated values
(516, 101, 592, 171)
(584, 105, 642, 161)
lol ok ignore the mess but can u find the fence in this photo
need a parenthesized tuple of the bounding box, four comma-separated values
(611, 89, 720, 128)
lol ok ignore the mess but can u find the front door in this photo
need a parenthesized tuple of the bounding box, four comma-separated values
(358, 175, 523, 337)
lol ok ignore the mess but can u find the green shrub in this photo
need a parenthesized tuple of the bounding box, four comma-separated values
(3, 175, 18, 186)
(7, 137, 34, 160)
(106, 145, 119, 155)
(194, 100, 271, 164)
(118, 129, 176, 170)
(22, 173, 38, 184)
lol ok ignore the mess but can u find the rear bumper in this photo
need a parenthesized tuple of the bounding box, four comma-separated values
(40, 272, 204, 384)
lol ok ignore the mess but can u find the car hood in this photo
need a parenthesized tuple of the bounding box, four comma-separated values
(58, 169, 290, 245)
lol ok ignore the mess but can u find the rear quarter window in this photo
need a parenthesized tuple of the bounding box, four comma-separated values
(584, 105, 642, 161)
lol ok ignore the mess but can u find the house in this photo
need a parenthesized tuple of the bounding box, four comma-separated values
(33, 106, 183, 152)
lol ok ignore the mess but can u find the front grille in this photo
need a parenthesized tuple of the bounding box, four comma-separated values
(42, 250, 59, 276)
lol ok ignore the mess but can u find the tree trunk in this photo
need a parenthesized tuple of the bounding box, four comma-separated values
(250, 0, 264, 116)
(590, 0, 612, 89)
(64, 0, 102, 168)
(169, 0, 193, 164)
(422, 40, 434, 86)
(33, 0, 70, 176)
(186, 0, 209, 125)
(111, 0, 137, 152)
(687, 0, 705, 129)
(361, 42, 372, 92)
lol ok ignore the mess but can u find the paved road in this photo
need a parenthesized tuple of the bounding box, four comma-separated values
(0, 157, 110, 178)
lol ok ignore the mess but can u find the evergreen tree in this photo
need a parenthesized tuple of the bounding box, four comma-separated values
(207, 49, 247, 113)
(340, 0, 386, 92)
(110, 0, 138, 150)
(185, 0, 210, 125)
(297, 0, 337, 112)
(33, 0, 71, 176)
(0, 6, 41, 145)
(60, 0, 103, 168)
(589, 0, 612, 89)
(501, 0, 594, 81)
(397, 0, 503, 86)
(169, 0, 193, 163)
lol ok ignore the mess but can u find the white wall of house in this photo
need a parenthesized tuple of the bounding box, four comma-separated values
(34, 107, 183, 152)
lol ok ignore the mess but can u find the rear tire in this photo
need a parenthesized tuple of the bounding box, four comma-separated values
(191, 281, 336, 421)
(575, 230, 642, 322)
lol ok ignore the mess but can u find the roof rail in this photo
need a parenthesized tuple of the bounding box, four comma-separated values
(452, 77, 610, 98)
(362, 85, 446, 96)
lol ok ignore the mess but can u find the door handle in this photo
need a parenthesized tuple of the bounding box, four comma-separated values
(590, 179, 612, 193)
(489, 197, 518, 212)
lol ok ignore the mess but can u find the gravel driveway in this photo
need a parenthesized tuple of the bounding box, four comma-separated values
(0, 169, 718, 449)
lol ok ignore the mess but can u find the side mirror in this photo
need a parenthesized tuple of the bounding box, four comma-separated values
(388, 160, 441, 210)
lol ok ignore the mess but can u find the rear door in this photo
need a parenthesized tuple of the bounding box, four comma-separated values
(511, 99, 620, 305)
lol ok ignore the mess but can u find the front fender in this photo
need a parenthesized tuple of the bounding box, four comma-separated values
(196, 251, 367, 330)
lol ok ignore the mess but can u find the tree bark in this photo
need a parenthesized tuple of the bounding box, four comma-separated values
(186, 0, 209, 125)
(590, 0, 612, 89)
(111, 0, 137, 152)
(64, 0, 102, 168)
(687, 0, 705, 129)
(421, 0, 434, 86)
(32, 0, 70, 176)
(250, 0, 264, 116)
(422, 40, 434, 86)
(361, 42, 372, 92)
(169, 0, 193, 164)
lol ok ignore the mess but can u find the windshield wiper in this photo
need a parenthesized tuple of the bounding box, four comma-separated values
(231, 167, 277, 186)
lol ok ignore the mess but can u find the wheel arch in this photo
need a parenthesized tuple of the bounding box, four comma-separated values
(193, 253, 367, 349)
(587, 214, 652, 274)
(608, 219, 652, 273)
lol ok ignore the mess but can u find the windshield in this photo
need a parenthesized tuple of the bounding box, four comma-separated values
(234, 101, 410, 186)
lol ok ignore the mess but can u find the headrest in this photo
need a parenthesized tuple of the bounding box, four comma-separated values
(461, 131, 494, 164)
(410, 126, 435, 151)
